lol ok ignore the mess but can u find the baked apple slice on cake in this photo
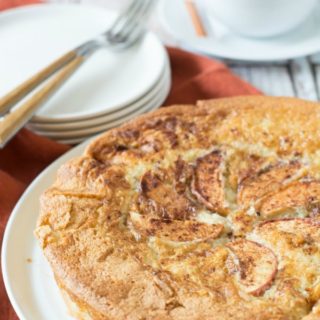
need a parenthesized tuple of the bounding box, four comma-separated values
(138, 169, 196, 221)
(226, 239, 278, 296)
(191, 150, 229, 215)
(237, 161, 302, 209)
(250, 218, 320, 302)
(257, 180, 320, 217)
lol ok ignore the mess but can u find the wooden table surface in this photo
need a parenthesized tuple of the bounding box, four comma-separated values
(49, 0, 320, 101)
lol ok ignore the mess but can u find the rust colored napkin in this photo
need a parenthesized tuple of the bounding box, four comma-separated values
(0, 3, 260, 319)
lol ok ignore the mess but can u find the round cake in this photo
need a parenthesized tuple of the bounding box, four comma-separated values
(35, 96, 320, 320)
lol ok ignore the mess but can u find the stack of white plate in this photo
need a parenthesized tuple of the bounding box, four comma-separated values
(0, 4, 171, 144)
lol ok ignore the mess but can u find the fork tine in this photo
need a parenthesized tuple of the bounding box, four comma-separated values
(112, 0, 155, 43)
(117, 25, 146, 49)
(106, 0, 145, 40)
(114, 0, 156, 44)
(77, 0, 153, 56)
(138, 0, 157, 21)
(106, 0, 142, 35)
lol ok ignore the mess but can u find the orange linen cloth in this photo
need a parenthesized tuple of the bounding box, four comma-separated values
(0, 2, 260, 319)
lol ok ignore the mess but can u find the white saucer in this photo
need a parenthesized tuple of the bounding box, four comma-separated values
(29, 59, 170, 131)
(159, 0, 320, 61)
(30, 65, 171, 139)
(2, 140, 91, 320)
(0, 4, 167, 121)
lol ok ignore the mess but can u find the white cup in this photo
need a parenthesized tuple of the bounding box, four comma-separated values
(203, 0, 318, 38)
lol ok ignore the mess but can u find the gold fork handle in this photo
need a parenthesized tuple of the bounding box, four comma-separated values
(0, 50, 78, 116)
(0, 55, 84, 148)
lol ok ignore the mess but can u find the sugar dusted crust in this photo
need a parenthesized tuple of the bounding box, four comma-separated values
(35, 96, 320, 319)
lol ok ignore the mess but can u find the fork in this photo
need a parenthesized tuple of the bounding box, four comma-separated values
(0, 0, 156, 148)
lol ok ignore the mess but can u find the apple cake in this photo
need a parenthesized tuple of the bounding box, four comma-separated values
(35, 96, 320, 320)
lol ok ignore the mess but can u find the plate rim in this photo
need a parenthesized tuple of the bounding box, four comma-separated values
(1, 139, 90, 320)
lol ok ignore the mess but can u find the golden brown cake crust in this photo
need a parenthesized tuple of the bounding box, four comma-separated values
(35, 96, 320, 319)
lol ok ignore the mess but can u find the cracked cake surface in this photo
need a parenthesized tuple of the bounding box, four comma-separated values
(35, 96, 320, 320)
